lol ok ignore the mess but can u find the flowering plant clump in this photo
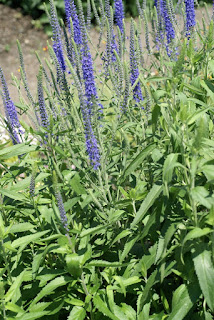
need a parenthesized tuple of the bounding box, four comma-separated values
(1, 0, 214, 319)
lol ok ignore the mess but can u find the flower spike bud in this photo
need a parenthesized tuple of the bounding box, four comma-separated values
(37, 66, 50, 129)
(53, 171, 70, 234)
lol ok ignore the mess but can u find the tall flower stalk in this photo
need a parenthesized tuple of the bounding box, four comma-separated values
(102, 0, 118, 73)
(184, 0, 196, 38)
(37, 67, 50, 129)
(114, 0, 124, 34)
(154, 0, 176, 56)
(49, 0, 66, 74)
(130, 20, 143, 104)
(53, 171, 69, 234)
(64, 0, 82, 45)
(0, 67, 21, 144)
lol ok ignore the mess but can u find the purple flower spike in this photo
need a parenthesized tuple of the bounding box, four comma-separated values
(50, 0, 66, 72)
(81, 103, 100, 170)
(162, 1, 175, 56)
(55, 190, 69, 233)
(184, 0, 196, 38)
(64, 0, 82, 45)
(0, 67, 21, 144)
(129, 21, 143, 104)
(81, 45, 98, 113)
(37, 68, 49, 129)
(115, 0, 124, 33)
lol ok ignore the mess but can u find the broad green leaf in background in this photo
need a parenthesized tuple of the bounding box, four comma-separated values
(87, 260, 127, 267)
(120, 303, 136, 320)
(138, 270, 159, 310)
(192, 244, 214, 311)
(80, 224, 108, 238)
(11, 230, 49, 249)
(131, 184, 162, 228)
(9, 222, 35, 234)
(93, 295, 120, 320)
(0, 188, 26, 201)
(187, 106, 211, 125)
(183, 227, 212, 245)
(29, 276, 70, 308)
(4, 270, 31, 303)
(191, 186, 212, 209)
(121, 144, 156, 181)
(168, 283, 201, 320)
(8, 311, 49, 320)
(0, 143, 38, 160)
(163, 153, 179, 184)
(67, 306, 86, 320)
(70, 173, 86, 195)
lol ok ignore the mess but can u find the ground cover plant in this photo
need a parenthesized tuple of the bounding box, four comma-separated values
(0, 0, 214, 319)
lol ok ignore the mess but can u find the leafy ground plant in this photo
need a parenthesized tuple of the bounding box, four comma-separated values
(0, 0, 214, 319)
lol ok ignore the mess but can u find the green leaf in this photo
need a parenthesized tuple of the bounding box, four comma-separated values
(9, 172, 50, 192)
(121, 144, 156, 181)
(29, 276, 70, 308)
(4, 270, 30, 303)
(5, 302, 24, 313)
(80, 225, 107, 238)
(110, 230, 131, 247)
(191, 186, 212, 209)
(168, 283, 200, 320)
(187, 107, 211, 125)
(93, 295, 120, 320)
(187, 97, 207, 108)
(70, 173, 86, 195)
(67, 306, 86, 320)
(9, 223, 35, 234)
(11, 230, 49, 249)
(202, 165, 214, 181)
(163, 154, 179, 184)
(87, 260, 127, 267)
(0, 143, 38, 160)
(11, 312, 49, 320)
(114, 276, 141, 288)
(120, 235, 140, 263)
(131, 184, 162, 228)
(192, 244, 214, 311)
(0, 189, 26, 201)
(183, 227, 212, 245)
(138, 270, 159, 308)
(66, 254, 82, 278)
(183, 83, 204, 96)
(120, 303, 136, 320)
